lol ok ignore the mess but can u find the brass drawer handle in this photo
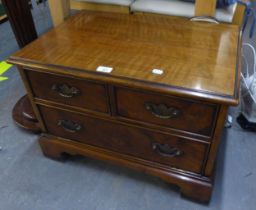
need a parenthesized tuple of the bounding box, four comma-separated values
(152, 143, 183, 158)
(52, 84, 80, 98)
(145, 103, 181, 119)
(57, 120, 82, 133)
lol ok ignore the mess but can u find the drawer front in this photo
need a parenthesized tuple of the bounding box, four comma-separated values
(115, 88, 218, 136)
(26, 71, 109, 113)
(39, 106, 208, 174)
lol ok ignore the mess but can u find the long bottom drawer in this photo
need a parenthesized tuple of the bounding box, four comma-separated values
(39, 106, 208, 174)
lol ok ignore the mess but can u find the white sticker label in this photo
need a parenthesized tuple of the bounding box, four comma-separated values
(96, 66, 113, 73)
(152, 69, 164, 75)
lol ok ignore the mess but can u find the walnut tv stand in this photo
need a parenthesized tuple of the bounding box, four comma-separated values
(8, 11, 240, 202)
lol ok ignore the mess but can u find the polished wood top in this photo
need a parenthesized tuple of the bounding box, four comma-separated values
(9, 11, 240, 105)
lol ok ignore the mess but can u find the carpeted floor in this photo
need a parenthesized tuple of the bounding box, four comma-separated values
(0, 2, 255, 210)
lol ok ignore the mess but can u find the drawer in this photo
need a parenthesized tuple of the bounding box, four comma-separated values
(26, 71, 109, 113)
(39, 106, 208, 174)
(115, 88, 218, 136)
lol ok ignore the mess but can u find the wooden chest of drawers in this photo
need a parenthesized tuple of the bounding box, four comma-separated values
(8, 11, 240, 202)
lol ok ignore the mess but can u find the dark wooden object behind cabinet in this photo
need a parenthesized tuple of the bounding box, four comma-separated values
(2, 0, 37, 47)
(2, 0, 40, 133)
(8, 11, 241, 202)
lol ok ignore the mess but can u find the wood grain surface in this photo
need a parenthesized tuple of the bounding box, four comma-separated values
(39, 105, 208, 174)
(115, 87, 218, 136)
(26, 70, 109, 113)
(9, 11, 240, 104)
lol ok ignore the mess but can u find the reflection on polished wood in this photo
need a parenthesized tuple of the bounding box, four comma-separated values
(8, 11, 240, 202)
(10, 11, 240, 104)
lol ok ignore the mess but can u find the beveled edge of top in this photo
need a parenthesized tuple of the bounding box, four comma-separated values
(7, 11, 242, 106)
(8, 49, 241, 106)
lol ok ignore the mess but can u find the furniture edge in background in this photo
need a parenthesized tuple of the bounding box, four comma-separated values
(48, 0, 247, 27)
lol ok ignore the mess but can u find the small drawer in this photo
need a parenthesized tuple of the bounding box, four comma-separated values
(39, 106, 208, 174)
(26, 71, 109, 113)
(115, 88, 218, 136)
